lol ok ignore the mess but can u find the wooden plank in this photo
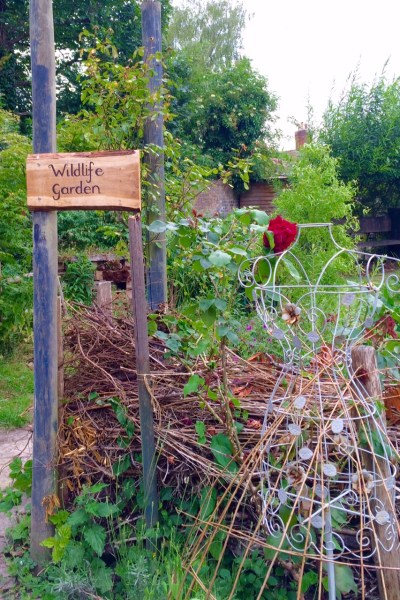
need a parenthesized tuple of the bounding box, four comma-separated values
(351, 346, 400, 599)
(128, 214, 158, 530)
(27, 151, 141, 211)
(359, 215, 392, 234)
(358, 239, 400, 248)
(30, 0, 58, 566)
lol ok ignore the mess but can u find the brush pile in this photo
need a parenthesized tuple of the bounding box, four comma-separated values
(60, 303, 284, 496)
(60, 304, 400, 599)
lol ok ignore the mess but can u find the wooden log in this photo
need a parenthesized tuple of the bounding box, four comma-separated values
(94, 281, 113, 315)
(30, 0, 58, 566)
(142, 1, 167, 310)
(128, 214, 158, 529)
(351, 346, 400, 599)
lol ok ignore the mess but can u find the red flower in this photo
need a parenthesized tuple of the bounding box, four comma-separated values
(263, 216, 298, 254)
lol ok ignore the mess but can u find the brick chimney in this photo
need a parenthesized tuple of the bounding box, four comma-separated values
(295, 125, 308, 150)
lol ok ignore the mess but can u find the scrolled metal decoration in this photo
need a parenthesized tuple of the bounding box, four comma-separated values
(240, 223, 400, 598)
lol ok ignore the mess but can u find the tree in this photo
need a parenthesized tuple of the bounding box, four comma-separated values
(171, 57, 278, 166)
(321, 74, 400, 214)
(274, 143, 357, 285)
(166, 0, 247, 73)
(0, 0, 172, 116)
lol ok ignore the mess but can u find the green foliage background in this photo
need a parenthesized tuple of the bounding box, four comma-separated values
(321, 73, 400, 214)
(0, 110, 33, 354)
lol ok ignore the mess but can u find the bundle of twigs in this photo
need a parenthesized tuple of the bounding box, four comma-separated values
(60, 304, 284, 496)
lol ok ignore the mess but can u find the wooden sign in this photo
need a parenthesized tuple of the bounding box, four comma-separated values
(27, 150, 141, 211)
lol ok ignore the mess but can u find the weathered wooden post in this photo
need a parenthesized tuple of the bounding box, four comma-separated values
(29, 0, 58, 564)
(142, 0, 167, 310)
(94, 281, 113, 315)
(128, 215, 159, 529)
(351, 345, 400, 599)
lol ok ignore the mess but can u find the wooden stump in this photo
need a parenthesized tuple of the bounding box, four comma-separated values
(351, 345, 400, 599)
(94, 281, 112, 315)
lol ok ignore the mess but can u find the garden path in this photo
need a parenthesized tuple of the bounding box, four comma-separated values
(0, 428, 32, 596)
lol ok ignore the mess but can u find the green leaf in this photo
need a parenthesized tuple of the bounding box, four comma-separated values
(85, 501, 120, 518)
(208, 250, 231, 267)
(301, 570, 319, 593)
(113, 454, 131, 477)
(282, 257, 301, 282)
(263, 531, 290, 561)
(229, 247, 248, 257)
(334, 564, 357, 595)
(201, 305, 217, 326)
(91, 558, 114, 593)
(214, 298, 227, 311)
(199, 299, 214, 311)
(184, 374, 205, 397)
(148, 319, 157, 336)
(199, 487, 217, 520)
(83, 523, 106, 556)
(68, 509, 89, 528)
(148, 220, 167, 233)
(250, 209, 270, 225)
(195, 420, 206, 444)
(210, 433, 238, 473)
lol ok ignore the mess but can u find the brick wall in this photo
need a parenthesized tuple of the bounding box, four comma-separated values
(194, 180, 239, 216)
(239, 182, 279, 213)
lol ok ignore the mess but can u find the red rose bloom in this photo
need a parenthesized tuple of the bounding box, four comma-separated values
(263, 216, 298, 254)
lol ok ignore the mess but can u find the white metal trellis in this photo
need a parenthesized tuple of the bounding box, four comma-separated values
(239, 223, 400, 600)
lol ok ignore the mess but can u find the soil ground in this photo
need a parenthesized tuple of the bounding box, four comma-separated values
(0, 428, 32, 597)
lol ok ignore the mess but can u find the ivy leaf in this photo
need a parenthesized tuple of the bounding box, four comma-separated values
(209, 250, 231, 267)
(184, 374, 204, 397)
(84, 523, 106, 556)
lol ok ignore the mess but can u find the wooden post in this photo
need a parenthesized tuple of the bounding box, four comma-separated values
(128, 215, 158, 529)
(30, 0, 58, 565)
(351, 346, 400, 599)
(94, 281, 113, 315)
(142, 0, 167, 310)
(57, 297, 69, 506)
(57, 297, 64, 401)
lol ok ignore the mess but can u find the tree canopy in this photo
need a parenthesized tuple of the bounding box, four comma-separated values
(171, 57, 277, 166)
(0, 0, 172, 116)
(321, 74, 400, 214)
(166, 0, 247, 73)
(166, 0, 277, 168)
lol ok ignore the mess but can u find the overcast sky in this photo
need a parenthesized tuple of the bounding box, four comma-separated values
(242, 0, 400, 148)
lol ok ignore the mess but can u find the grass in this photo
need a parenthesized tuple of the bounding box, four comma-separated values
(0, 347, 33, 428)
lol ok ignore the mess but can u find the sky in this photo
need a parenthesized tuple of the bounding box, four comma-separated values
(242, 0, 400, 149)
